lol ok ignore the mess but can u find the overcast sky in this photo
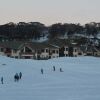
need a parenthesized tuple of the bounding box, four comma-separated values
(0, 0, 100, 25)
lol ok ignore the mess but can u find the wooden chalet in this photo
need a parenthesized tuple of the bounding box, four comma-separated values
(0, 38, 100, 59)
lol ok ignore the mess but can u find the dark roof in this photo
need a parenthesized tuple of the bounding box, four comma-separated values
(24, 42, 59, 50)
(86, 46, 98, 52)
(0, 41, 60, 50)
(47, 38, 70, 47)
(0, 41, 25, 49)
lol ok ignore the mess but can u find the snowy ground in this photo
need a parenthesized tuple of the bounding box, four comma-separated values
(0, 56, 100, 100)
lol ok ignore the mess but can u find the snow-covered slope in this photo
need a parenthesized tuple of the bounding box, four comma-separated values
(0, 56, 100, 100)
(32, 34, 48, 43)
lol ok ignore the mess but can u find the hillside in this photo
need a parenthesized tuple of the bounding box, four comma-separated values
(0, 22, 100, 42)
(0, 56, 100, 100)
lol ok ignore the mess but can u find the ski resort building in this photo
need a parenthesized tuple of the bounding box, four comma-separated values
(0, 38, 100, 59)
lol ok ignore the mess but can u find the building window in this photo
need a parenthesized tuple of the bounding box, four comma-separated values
(66, 54, 68, 56)
(74, 49, 77, 52)
(56, 50, 59, 54)
(1, 48, 4, 52)
(46, 49, 48, 53)
(52, 50, 55, 53)
(41, 49, 44, 52)
(65, 48, 68, 51)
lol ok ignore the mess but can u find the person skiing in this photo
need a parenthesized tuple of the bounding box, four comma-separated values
(1, 77, 3, 84)
(53, 66, 55, 71)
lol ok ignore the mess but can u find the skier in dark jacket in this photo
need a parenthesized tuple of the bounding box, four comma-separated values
(14, 73, 19, 82)
(60, 68, 63, 72)
(19, 72, 22, 79)
(53, 66, 55, 71)
(41, 68, 43, 74)
(1, 77, 3, 84)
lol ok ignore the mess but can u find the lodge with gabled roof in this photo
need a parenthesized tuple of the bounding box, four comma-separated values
(0, 38, 100, 59)
(0, 41, 59, 59)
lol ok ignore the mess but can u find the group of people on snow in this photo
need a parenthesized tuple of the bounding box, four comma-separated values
(14, 72, 22, 82)
(41, 66, 63, 74)
(1, 66, 63, 84)
(1, 72, 22, 84)
(53, 66, 63, 72)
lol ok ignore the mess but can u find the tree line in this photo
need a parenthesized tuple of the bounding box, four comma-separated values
(0, 22, 100, 41)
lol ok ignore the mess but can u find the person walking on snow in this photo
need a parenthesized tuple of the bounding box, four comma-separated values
(60, 68, 63, 72)
(1, 77, 3, 84)
(19, 72, 22, 79)
(53, 66, 55, 71)
(41, 68, 43, 74)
